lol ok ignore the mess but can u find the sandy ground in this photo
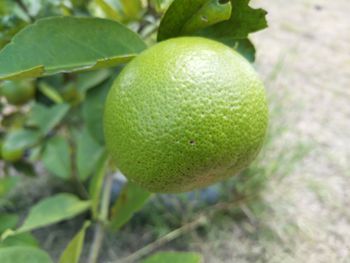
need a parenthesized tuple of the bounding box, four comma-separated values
(194, 0, 350, 262)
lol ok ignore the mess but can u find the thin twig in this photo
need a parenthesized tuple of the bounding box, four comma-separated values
(117, 196, 252, 263)
(88, 174, 114, 263)
(118, 215, 208, 263)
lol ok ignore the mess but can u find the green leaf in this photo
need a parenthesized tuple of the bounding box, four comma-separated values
(42, 136, 71, 179)
(0, 214, 18, 234)
(0, 233, 39, 248)
(82, 78, 112, 144)
(220, 38, 256, 62)
(109, 181, 151, 231)
(76, 128, 106, 181)
(0, 177, 19, 199)
(197, 0, 267, 40)
(141, 251, 203, 263)
(0, 247, 53, 263)
(0, 16, 147, 81)
(38, 82, 64, 104)
(89, 154, 108, 218)
(5, 193, 90, 236)
(90, 0, 124, 21)
(76, 69, 111, 94)
(26, 103, 70, 135)
(120, 0, 144, 20)
(2, 129, 41, 152)
(158, 0, 232, 41)
(58, 221, 90, 263)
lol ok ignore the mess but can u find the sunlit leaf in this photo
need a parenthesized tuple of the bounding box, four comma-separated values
(0, 17, 147, 80)
(3, 194, 90, 237)
(58, 221, 90, 263)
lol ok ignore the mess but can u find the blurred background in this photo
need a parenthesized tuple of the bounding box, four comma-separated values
(0, 0, 349, 262)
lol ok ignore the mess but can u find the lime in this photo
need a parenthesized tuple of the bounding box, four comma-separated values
(0, 80, 35, 106)
(104, 37, 268, 193)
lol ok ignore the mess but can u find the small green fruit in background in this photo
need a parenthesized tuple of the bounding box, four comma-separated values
(104, 37, 268, 193)
(1, 144, 23, 162)
(0, 80, 36, 106)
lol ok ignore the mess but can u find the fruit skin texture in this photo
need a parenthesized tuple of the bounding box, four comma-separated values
(104, 37, 268, 193)
(0, 80, 35, 106)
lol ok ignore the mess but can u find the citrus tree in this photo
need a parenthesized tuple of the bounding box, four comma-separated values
(0, 0, 268, 262)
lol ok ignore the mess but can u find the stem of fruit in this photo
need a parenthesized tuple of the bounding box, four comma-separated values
(88, 173, 113, 263)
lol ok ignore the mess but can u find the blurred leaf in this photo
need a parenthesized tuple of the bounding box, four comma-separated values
(0, 214, 18, 234)
(0, 177, 19, 199)
(141, 251, 203, 263)
(110, 181, 151, 231)
(38, 82, 64, 104)
(120, 0, 144, 20)
(76, 128, 106, 181)
(158, 0, 232, 41)
(3, 194, 90, 237)
(2, 129, 41, 152)
(82, 78, 112, 144)
(42, 136, 71, 179)
(76, 69, 111, 93)
(58, 221, 90, 263)
(0, 247, 53, 263)
(90, 0, 124, 21)
(151, 0, 174, 13)
(0, 233, 38, 248)
(26, 103, 70, 135)
(197, 0, 267, 40)
(88, 154, 108, 218)
(0, 17, 147, 81)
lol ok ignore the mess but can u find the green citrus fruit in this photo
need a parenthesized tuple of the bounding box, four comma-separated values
(0, 80, 35, 106)
(1, 144, 23, 162)
(104, 37, 268, 193)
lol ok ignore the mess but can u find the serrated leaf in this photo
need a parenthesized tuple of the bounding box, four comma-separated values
(158, 0, 232, 41)
(0, 16, 147, 81)
(0, 247, 53, 263)
(4, 194, 90, 236)
(76, 128, 106, 181)
(26, 103, 70, 135)
(42, 136, 71, 179)
(198, 0, 267, 40)
(141, 251, 203, 263)
(58, 221, 90, 263)
(109, 181, 151, 231)
(82, 78, 112, 144)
